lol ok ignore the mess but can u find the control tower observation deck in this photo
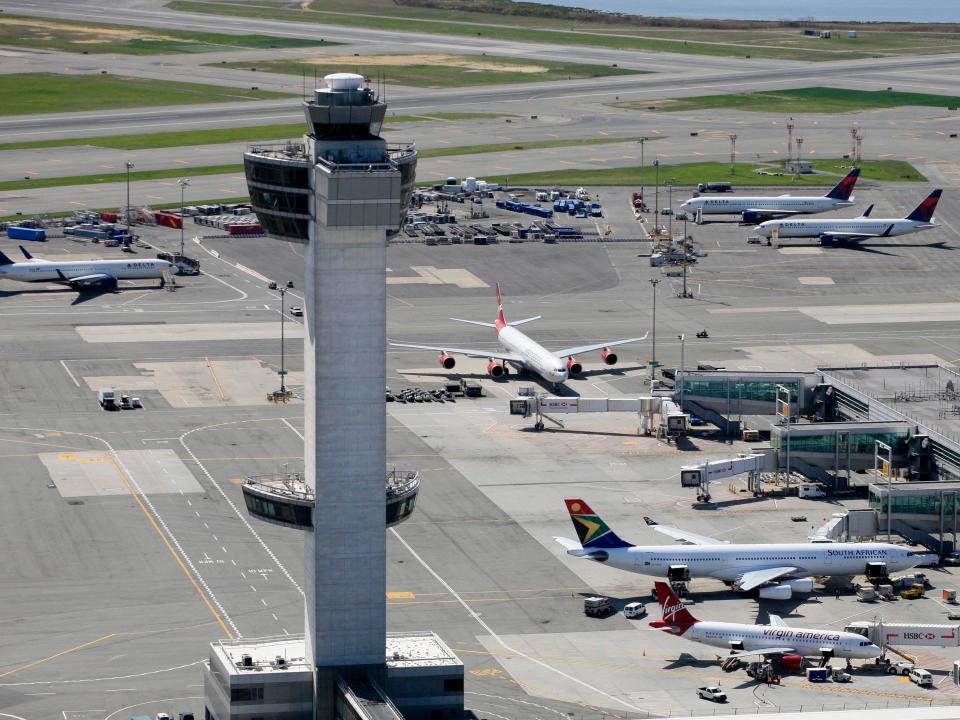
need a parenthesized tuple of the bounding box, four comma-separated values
(244, 73, 417, 243)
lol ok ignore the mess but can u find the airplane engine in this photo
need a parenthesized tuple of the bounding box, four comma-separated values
(567, 357, 582, 375)
(96, 277, 119, 290)
(741, 211, 763, 224)
(783, 577, 814, 594)
(758, 584, 792, 600)
(601, 348, 618, 366)
(487, 360, 504, 378)
(779, 655, 804, 673)
(439, 353, 456, 370)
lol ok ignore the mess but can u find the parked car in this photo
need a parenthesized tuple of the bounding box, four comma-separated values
(944, 551, 960, 566)
(623, 602, 646, 619)
(908, 668, 933, 687)
(289, 307, 303, 317)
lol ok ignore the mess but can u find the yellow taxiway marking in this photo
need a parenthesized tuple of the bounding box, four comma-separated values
(0, 633, 116, 679)
(386, 591, 415, 599)
(108, 455, 234, 640)
(205, 356, 226, 400)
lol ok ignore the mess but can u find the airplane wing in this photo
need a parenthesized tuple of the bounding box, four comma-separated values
(389, 342, 522, 363)
(737, 566, 799, 591)
(821, 224, 895, 243)
(767, 614, 789, 629)
(643, 516, 728, 545)
(743, 209, 801, 220)
(554, 333, 648, 359)
(726, 647, 797, 659)
(55, 270, 117, 290)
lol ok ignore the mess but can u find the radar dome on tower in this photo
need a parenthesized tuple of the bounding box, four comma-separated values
(323, 72, 365, 91)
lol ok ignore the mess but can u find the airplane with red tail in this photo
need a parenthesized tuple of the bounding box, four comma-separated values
(390, 283, 647, 388)
(651, 581, 881, 664)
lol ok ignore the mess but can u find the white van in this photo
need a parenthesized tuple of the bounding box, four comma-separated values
(623, 602, 647, 619)
(908, 668, 933, 687)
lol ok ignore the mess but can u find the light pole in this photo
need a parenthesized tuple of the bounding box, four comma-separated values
(653, 159, 660, 230)
(667, 178, 676, 237)
(678, 333, 686, 409)
(649, 278, 659, 384)
(125, 161, 135, 226)
(638, 137, 647, 211)
(273, 281, 294, 396)
(679, 214, 693, 299)
(177, 177, 191, 258)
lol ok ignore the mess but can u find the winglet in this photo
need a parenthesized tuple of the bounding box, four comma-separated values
(564, 499, 632, 549)
(860, 204, 874, 218)
(0, 249, 14, 266)
(825, 167, 860, 201)
(495, 283, 507, 332)
(18, 245, 33, 260)
(905, 189, 942, 223)
(643, 516, 658, 526)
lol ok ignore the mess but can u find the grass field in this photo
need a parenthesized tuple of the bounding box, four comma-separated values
(626, 87, 960, 114)
(422, 159, 926, 187)
(215, 55, 639, 88)
(169, 0, 960, 61)
(2, 157, 921, 193)
(0, 113, 512, 153)
(0, 74, 289, 116)
(0, 14, 335, 54)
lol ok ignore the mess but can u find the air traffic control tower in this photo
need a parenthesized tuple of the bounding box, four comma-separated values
(203, 75, 462, 720)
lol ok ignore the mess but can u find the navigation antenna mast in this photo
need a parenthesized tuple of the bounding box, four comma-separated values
(850, 122, 859, 161)
(729, 133, 737, 175)
(855, 131, 863, 164)
(795, 137, 804, 175)
(786, 119, 795, 165)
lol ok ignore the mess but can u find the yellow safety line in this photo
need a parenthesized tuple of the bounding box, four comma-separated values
(205, 356, 226, 400)
(0, 633, 116, 678)
(108, 455, 234, 640)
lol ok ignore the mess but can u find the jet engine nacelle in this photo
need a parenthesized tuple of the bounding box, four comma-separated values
(741, 210, 764, 224)
(487, 360, 504, 377)
(601, 348, 618, 366)
(439, 353, 456, 370)
(783, 577, 814, 594)
(567, 357, 582, 375)
(779, 655, 804, 672)
(758, 584, 792, 600)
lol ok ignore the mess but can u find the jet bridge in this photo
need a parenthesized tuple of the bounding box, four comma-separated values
(509, 394, 689, 436)
(680, 453, 775, 502)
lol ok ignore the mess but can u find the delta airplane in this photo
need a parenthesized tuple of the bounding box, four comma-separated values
(390, 284, 647, 387)
(680, 168, 860, 224)
(554, 499, 935, 599)
(754, 189, 942, 244)
(0, 246, 176, 292)
(651, 581, 881, 664)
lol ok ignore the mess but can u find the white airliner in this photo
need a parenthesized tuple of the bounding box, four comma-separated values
(754, 189, 942, 244)
(0, 245, 176, 291)
(681, 168, 860, 223)
(554, 499, 935, 599)
(390, 284, 647, 387)
(651, 581, 882, 663)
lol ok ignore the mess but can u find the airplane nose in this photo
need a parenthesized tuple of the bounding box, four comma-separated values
(755, 225, 769, 237)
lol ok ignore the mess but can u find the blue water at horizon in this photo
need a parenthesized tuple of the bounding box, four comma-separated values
(517, 0, 960, 23)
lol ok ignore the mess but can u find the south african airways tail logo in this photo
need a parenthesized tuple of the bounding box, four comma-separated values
(564, 499, 632, 549)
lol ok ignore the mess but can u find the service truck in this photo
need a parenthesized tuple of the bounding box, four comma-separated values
(696, 686, 727, 703)
(7, 226, 46, 241)
(98, 389, 118, 411)
(697, 182, 733, 193)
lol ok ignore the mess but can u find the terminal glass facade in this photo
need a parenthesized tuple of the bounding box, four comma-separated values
(772, 430, 909, 455)
(869, 488, 959, 516)
(680, 378, 799, 403)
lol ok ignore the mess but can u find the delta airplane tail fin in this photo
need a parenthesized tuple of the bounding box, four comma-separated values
(824, 168, 860, 201)
(905, 189, 942, 223)
(0, 249, 14, 266)
(651, 581, 698, 635)
(564, 499, 633, 549)
(495, 283, 507, 331)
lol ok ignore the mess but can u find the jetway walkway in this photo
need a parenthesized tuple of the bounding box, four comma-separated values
(509, 394, 689, 437)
